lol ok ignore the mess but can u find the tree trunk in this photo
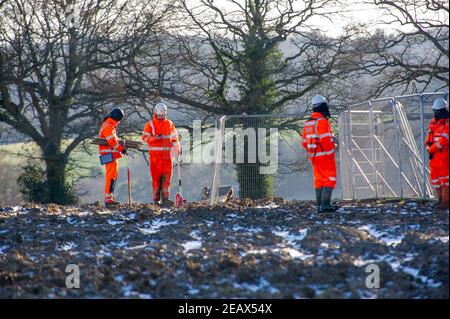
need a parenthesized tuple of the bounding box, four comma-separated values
(44, 153, 68, 204)
(235, 117, 274, 199)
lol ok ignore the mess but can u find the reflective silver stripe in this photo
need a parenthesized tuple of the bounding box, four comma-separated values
(431, 179, 440, 183)
(307, 145, 317, 149)
(143, 132, 151, 136)
(306, 134, 318, 138)
(105, 135, 114, 140)
(436, 141, 442, 149)
(329, 177, 336, 181)
(439, 176, 449, 180)
(113, 143, 121, 150)
(100, 150, 120, 154)
(310, 149, 335, 157)
(441, 132, 449, 139)
(148, 147, 171, 151)
(148, 121, 155, 135)
(159, 135, 172, 139)
(319, 133, 332, 139)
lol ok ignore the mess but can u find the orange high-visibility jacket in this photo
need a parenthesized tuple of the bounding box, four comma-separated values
(301, 112, 335, 157)
(426, 118, 449, 155)
(98, 117, 124, 159)
(142, 115, 178, 160)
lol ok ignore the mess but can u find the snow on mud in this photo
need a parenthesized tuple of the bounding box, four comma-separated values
(0, 199, 447, 298)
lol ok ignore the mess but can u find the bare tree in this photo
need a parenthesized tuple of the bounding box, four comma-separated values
(359, 0, 449, 96)
(118, 0, 363, 198)
(0, 0, 173, 203)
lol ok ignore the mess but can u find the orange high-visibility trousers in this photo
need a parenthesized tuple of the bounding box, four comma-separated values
(311, 154, 337, 189)
(430, 153, 449, 189)
(150, 157, 173, 202)
(104, 160, 119, 202)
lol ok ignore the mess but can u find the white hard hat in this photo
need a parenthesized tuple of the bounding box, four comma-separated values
(312, 95, 327, 106)
(154, 102, 167, 118)
(432, 97, 447, 110)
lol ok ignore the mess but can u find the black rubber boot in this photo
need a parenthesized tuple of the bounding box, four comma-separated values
(315, 188, 323, 212)
(319, 187, 339, 213)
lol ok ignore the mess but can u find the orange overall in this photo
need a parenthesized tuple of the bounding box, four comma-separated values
(426, 117, 449, 189)
(142, 115, 178, 202)
(98, 118, 124, 203)
(302, 112, 337, 189)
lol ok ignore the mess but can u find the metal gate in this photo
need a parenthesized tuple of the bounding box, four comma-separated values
(339, 92, 447, 200)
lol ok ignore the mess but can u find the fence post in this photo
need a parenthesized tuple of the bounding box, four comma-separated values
(419, 94, 428, 199)
(368, 100, 378, 198)
(348, 105, 355, 200)
(209, 116, 226, 205)
(392, 98, 404, 198)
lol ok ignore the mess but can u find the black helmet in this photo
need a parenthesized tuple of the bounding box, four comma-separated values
(109, 108, 124, 122)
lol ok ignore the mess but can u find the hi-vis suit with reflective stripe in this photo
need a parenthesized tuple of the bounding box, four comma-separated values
(301, 112, 337, 189)
(98, 117, 124, 203)
(142, 115, 178, 202)
(426, 117, 449, 189)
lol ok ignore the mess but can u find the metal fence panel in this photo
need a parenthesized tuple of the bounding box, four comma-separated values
(339, 92, 447, 200)
(210, 114, 342, 203)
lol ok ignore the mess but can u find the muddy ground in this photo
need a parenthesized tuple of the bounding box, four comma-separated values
(0, 198, 448, 299)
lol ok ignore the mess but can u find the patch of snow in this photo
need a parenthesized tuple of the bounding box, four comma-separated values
(96, 248, 112, 258)
(373, 254, 442, 288)
(182, 240, 202, 253)
(273, 228, 308, 242)
(122, 284, 152, 298)
(233, 225, 262, 233)
(437, 236, 449, 243)
(59, 242, 78, 251)
(190, 230, 202, 240)
(107, 219, 124, 226)
(246, 249, 268, 255)
(66, 217, 79, 225)
(138, 218, 178, 234)
(188, 288, 200, 295)
(233, 277, 280, 294)
(280, 248, 314, 260)
(255, 203, 279, 209)
(0, 245, 9, 254)
(358, 225, 404, 246)
(127, 243, 148, 250)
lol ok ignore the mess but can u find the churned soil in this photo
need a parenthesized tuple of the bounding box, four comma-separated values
(0, 198, 448, 298)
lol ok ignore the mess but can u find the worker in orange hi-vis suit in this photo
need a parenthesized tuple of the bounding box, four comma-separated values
(142, 103, 180, 206)
(302, 95, 339, 213)
(98, 108, 127, 206)
(426, 97, 449, 209)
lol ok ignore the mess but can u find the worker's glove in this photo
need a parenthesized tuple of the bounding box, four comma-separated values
(429, 152, 433, 160)
(121, 148, 127, 155)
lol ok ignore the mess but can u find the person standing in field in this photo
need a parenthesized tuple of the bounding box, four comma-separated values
(98, 108, 127, 206)
(142, 103, 180, 206)
(426, 97, 449, 209)
(302, 95, 339, 213)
